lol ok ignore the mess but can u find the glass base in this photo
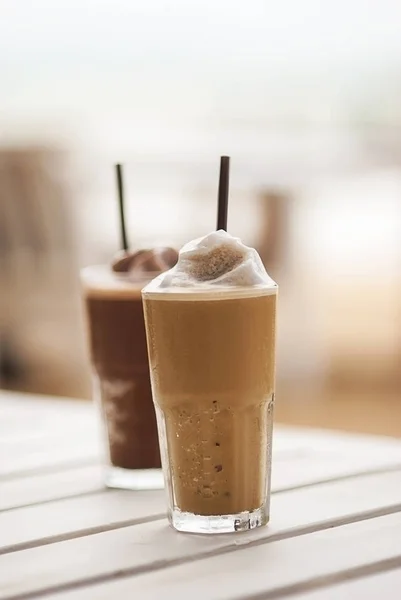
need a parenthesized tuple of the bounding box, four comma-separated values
(105, 466, 164, 490)
(170, 505, 269, 534)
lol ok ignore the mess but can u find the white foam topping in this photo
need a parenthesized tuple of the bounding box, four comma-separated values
(143, 231, 277, 297)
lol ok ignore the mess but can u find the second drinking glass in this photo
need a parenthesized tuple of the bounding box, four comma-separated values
(81, 249, 177, 490)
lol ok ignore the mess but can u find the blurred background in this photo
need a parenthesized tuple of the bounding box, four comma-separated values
(1, 0, 400, 436)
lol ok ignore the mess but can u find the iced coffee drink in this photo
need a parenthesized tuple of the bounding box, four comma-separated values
(142, 231, 277, 533)
(81, 248, 178, 490)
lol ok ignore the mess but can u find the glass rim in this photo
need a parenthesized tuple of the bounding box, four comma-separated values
(80, 264, 162, 282)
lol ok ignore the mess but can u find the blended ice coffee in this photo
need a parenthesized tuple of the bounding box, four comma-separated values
(82, 247, 178, 489)
(142, 231, 277, 533)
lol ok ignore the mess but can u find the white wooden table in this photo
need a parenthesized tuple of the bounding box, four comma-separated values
(1, 391, 401, 600)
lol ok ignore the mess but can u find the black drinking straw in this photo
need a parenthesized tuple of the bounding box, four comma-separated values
(216, 156, 230, 231)
(115, 163, 129, 251)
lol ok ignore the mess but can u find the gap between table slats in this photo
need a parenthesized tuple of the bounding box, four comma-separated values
(239, 556, 401, 600)
(280, 568, 401, 600)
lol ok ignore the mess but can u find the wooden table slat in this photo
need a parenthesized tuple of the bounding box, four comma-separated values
(0, 489, 165, 555)
(17, 512, 401, 600)
(0, 465, 105, 512)
(1, 470, 401, 598)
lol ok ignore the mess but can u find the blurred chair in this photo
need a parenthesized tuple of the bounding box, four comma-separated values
(0, 146, 89, 398)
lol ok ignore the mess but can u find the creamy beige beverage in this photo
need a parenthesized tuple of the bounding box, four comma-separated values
(142, 231, 277, 533)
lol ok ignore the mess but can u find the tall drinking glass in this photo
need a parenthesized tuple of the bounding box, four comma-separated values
(142, 281, 277, 533)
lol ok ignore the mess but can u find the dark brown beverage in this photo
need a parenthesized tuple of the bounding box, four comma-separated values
(81, 247, 177, 490)
(85, 286, 160, 470)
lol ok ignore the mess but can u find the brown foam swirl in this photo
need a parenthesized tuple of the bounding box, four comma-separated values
(112, 247, 178, 274)
(187, 245, 244, 281)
